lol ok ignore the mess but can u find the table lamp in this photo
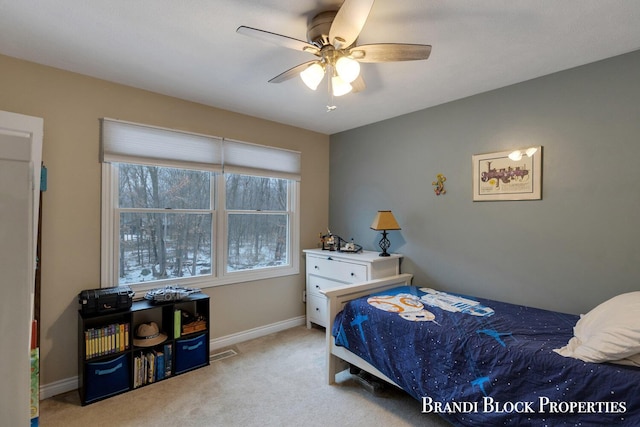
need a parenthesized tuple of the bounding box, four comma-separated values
(370, 210, 401, 257)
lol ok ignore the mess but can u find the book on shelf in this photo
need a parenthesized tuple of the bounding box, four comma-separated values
(119, 323, 124, 351)
(164, 343, 173, 377)
(84, 322, 130, 359)
(125, 323, 129, 350)
(156, 351, 165, 381)
(133, 353, 140, 388)
(147, 351, 155, 384)
(133, 347, 172, 388)
(174, 309, 181, 339)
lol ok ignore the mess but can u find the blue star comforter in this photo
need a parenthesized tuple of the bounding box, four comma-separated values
(331, 286, 640, 426)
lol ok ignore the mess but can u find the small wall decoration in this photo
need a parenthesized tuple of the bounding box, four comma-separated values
(472, 146, 542, 201)
(432, 174, 446, 195)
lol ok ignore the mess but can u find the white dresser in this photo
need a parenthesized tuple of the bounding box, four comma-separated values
(303, 249, 402, 328)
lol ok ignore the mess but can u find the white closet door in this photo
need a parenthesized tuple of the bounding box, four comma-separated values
(0, 111, 43, 426)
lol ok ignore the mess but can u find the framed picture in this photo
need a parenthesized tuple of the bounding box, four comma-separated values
(472, 146, 542, 201)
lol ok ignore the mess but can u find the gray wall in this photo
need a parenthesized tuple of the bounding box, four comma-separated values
(329, 49, 640, 315)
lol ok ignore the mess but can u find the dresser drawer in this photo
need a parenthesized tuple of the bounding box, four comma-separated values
(307, 294, 327, 326)
(307, 275, 346, 297)
(307, 256, 368, 283)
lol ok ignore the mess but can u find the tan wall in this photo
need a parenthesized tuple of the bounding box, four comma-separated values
(0, 54, 330, 386)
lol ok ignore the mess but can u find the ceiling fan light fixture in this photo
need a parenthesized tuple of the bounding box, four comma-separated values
(237, 0, 431, 106)
(335, 56, 360, 83)
(300, 62, 325, 90)
(331, 74, 353, 96)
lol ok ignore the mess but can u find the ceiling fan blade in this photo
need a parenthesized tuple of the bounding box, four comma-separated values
(351, 75, 366, 93)
(350, 43, 432, 63)
(237, 26, 320, 55)
(329, 0, 375, 49)
(269, 61, 319, 83)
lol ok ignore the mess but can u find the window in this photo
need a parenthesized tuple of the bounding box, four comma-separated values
(225, 174, 290, 272)
(101, 119, 300, 290)
(117, 164, 214, 284)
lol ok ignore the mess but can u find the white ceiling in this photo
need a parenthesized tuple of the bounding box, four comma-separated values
(1, 1, 640, 135)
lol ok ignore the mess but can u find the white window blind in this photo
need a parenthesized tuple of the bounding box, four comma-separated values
(223, 138, 301, 181)
(100, 118, 223, 172)
(100, 119, 302, 180)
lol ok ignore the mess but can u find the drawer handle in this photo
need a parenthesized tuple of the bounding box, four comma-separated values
(350, 272, 355, 276)
(327, 257, 333, 261)
(314, 265, 319, 269)
(95, 362, 123, 376)
(182, 341, 203, 351)
(315, 285, 320, 289)
(315, 307, 320, 311)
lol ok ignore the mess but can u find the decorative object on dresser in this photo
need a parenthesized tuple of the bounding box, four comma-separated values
(303, 249, 402, 328)
(77, 291, 210, 405)
(319, 229, 340, 251)
(369, 210, 402, 257)
(319, 229, 363, 253)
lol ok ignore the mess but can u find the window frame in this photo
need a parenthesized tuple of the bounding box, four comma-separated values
(101, 163, 300, 292)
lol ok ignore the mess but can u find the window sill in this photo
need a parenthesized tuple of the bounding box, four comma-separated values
(122, 265, 300, 295)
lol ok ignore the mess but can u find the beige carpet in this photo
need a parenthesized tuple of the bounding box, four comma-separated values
(40, 326, 451, 426)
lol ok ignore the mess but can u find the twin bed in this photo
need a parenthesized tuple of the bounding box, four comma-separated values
(323, 274, 640, 426)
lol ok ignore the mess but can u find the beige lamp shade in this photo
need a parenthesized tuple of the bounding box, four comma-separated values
(370, 211, 401, 231)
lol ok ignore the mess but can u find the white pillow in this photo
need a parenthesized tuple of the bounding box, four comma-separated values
(554, 291, 640, 364)
(613, 353, 640, 367)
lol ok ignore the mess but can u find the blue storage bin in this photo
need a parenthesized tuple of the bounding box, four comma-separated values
(85, 354, 130, 402)
(175, 334, 207, 374)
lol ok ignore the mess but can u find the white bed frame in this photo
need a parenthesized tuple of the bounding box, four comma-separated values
(322, 273, 414, 386)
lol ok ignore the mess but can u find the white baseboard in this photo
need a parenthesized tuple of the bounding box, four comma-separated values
(40, 376, 79, 401)
(210, 315, 306, 351)
(39, 315, 307, 400)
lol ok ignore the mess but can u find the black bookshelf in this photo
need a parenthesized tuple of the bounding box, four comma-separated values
(77, 293, 210, 405)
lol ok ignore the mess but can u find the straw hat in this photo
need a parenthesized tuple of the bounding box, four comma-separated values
(133, 321, 167, 347)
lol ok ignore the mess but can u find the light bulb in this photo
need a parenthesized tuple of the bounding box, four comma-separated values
(525, 147, 538, 157)
(300, 62, 325, 90)
(331, 75, 353, 96)
(508, 151, 523, 161)
(335, 56, 360, 83)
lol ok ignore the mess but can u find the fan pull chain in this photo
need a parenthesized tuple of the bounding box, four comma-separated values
(326, 72, 336, 112)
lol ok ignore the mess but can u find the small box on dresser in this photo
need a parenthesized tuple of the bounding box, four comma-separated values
(303, 249, 402, 328)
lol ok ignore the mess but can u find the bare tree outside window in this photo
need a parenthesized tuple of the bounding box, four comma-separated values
(117, 164, 213, 284)
(225, 175, 289, 272)
(114, 165, 292, 285)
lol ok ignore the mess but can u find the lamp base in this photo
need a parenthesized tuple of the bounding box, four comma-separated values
(378, 230, 391, 257)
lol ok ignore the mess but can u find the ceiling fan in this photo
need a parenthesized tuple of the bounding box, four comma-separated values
(236, 0, 431, 108)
